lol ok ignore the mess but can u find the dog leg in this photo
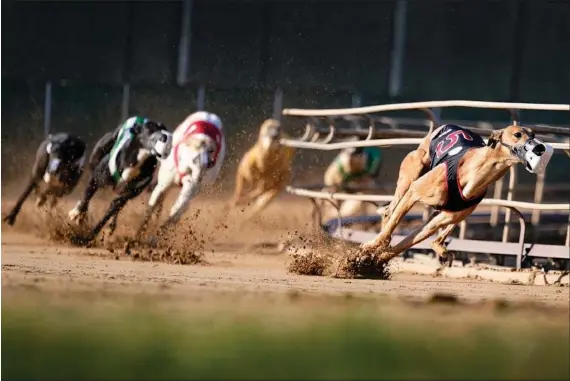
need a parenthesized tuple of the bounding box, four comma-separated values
(68, 171, 106, 224)
(430, 223, 458, 267)
(35, 190, 48, 208)
(377, 211, 456, 263)
(84, 194, 132, 242)
(362, 165, 446, 253)
(3, 180, 38, 226)
(107, 213, 119, 237)
(157, 178, 200, 235)
(382, 148, 430, 229)
(136, 180, 170, 240)
(244, 189, 279, 221)
(231, 171, 248, 207)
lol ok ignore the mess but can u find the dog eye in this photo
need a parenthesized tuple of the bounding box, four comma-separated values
(513, 132, 522, 139)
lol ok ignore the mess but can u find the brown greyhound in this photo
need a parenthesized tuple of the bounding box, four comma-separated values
(359, 123, 553, 266)
(231, 118, 295, 220)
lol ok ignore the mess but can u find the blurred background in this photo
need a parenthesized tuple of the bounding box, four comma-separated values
(2, 0, 569, 189)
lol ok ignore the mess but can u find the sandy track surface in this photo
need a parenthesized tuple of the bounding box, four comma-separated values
(3, 232, 569, 308)
(0, 193, 568, 310)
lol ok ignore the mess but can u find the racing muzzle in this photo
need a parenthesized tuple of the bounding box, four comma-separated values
(511, 138, 553, 174)
(151, 131, 173, 160)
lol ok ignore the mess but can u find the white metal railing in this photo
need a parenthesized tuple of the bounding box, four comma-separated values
(286, 186, 570, 212)
(282, 100, 570, 117)
(280, 138, 569, 151)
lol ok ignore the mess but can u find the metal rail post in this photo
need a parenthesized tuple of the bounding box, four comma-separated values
(176, 0, 193, 86)
(197, 85, 205, 111)
(388, 0, 408, 98)
(502, 166, 518, 242)
(121, 83, 130, 122)
(43, 81, 52, 138)
(273, 88, 283, 121)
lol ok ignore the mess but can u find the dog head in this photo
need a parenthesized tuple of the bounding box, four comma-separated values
(258, 119, 282, 150)
(487, 125, 553, 174)
(44, 135, 86, 185)
(133, 120, 172, 161)
(339, 147, 368, 174)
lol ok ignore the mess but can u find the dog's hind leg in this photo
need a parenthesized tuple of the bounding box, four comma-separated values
(85, 193, 134, 242)
(3, 180, 38, 226)
(430, 222, 458, 267)
(136, 180, 170, 240)
(382, 148, 431, 229)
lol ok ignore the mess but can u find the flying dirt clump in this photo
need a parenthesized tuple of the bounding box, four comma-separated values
(118, 219, 207, 266)
(333, 249, 392, 280)
(42, 209, 95, 246)
(284, 233, 391, 279)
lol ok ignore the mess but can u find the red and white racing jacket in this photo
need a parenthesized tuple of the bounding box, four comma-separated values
(169, 112, 226, 185)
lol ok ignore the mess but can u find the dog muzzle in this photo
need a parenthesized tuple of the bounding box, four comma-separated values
(151, 131, 173, 160)
(511, 138, 553, 174)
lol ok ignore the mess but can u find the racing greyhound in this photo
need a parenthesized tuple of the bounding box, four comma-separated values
(230, 118, 295, 221)
(3, 133, 87, 226)
(135, 111, 226, 241)
(359, 124, 553, 267)
(321, 145, 383, 220)
(67, 116, 172, 243)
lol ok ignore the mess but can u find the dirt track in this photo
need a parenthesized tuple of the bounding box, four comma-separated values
(2, 196, 569, 309)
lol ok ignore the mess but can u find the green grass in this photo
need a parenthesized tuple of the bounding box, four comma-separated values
(2, 303, 569, 381)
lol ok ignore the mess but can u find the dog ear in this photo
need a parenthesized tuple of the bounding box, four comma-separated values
(487, 130, 503, 148)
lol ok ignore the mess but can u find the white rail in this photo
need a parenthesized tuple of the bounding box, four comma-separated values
(286, 186, 570, 211)
(281, 138, 570, 151)
(283, 100, 570, 117)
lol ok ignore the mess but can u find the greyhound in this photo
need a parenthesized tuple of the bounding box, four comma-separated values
(67, 116, 172, 243)
(3, 133, 87, 226)
(359, 124, 553, 267)
(135, 111, 226, 241)
(321, 145, 383, 220)
(230, 118, 295, 221)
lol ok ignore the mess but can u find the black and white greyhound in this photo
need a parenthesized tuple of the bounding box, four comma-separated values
(3, 133, 87, 226)
(67, 116, 172, 243)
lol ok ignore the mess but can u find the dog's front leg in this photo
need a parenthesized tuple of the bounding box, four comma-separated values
(244, 188, 279, 221)
(158, 176, 201, 234)
(3, 179, 38, 226)
(378, 210, 456, 263)
(68, 175, 101, 223)
(362, 165, 446, 254)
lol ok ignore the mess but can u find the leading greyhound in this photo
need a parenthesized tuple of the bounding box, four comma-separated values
(359, 124, 553, 267)
(68, 116, 172, 243)
(3, 133, 87, 226)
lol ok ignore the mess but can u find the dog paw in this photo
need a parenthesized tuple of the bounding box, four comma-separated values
(438, 251, 454, 267)
(68, 206, 83, 222)
(3, 214, 16, 226)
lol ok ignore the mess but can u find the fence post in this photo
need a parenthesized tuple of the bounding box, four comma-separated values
(177, 0, 193, 86)
(273, 87, 283, 121)
(196, 85, 206, 111)
(121, 83, 131, 122)
(388, 0, 408, 98)
(502, 166, 517, 242)
(351, 93, 362, 108)
(44, 81, 52, 138)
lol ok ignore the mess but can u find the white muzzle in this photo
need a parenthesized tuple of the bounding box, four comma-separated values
(515, 138, 554, 174)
